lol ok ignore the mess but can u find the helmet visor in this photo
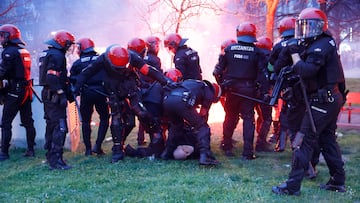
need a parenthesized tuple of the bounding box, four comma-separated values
(295, 19, 324, 39)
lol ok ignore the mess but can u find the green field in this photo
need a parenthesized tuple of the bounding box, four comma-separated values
(0, 125, 359, 202)
(0, 78, 359, 202)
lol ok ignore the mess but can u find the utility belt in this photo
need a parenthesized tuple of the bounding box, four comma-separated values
(232, 78, 255, 87)
(8, 79, 32, 89)
(169, 91, 196, 107)
(309, 85, 339, 103)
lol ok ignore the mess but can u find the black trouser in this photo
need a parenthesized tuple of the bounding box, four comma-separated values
(42, 88, 67, 165)
(163, 95, 211, 156)
(108, 96, 135, 152)
(286, 91, 345, 192)
(1, 86, 35, 153)
(223, 86, 255, 157)
(80, 89, 109, 149)
(255, 102, 272, 146)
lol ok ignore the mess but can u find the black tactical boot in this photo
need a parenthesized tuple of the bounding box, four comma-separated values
(199, 152, 220, 166)
(23, 148, 35, 157)
(49, 153, 72, 170)
(124, 144, 138, 157)
(272, 182, 301, 196)
(319, 177, 346, 192)
(49, 158, 72, 170)
(92, 144, 105, 155)
(111, 144, 124, 163)
(0, 151, 9, 161)
(160, 147, 173, 160)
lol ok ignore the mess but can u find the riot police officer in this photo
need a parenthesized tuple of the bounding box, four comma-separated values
(136, 36, 163, 145)
(39, 30, 75, 170)
(268, 16, 300, 152)
(213, 22, 267, 160)
(128, 37, 165, 157)
(160, 69, 221, 165)
(254, 36, 273, 152)
(70, 38, 109, 156)
(164, 33, 202, 80)
(0, 24, 36, 160)
(73, 45, 174, 163)
(272, 7, 347, 195)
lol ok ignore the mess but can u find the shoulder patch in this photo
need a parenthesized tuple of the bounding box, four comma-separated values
(329, 39, 335, 47)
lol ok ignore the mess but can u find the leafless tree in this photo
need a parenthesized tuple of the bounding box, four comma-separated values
(133, 0, 230, 36)
(318, 0, 360, 47)
(0, 0, 33, 25)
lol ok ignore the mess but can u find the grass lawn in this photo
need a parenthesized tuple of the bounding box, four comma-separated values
(0, 124, 359, 202)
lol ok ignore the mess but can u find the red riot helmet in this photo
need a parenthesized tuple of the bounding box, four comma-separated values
(106, 45, 129, 69)
(145, 36, 161, 55)
(255, 36, 273, 51)
(220, 39, 237, 53)
(45, 30, 75, 50)
(204, 80, 222, 103)
(236, 22, 257, 43)
(164, 33, 188, 50)
(0, 24, 25, 46)
(77, 37, 95, 53)
(295, 7, 328, 40)
(127, 37, 147, 56)
(278, 17, 296, 38)
(165, 68, 183, 82)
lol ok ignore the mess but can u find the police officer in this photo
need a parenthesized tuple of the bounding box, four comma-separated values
(136, 36, 163, 145)
(272, 7, 347, 195)
(0, 24, 36, 160)
(268, 17, 301, 152)
(73, 45, 175, 163)
(70, 38, 109, 156)
(254, 36, 273, 152)
(39, 30, 75, 170)
(164, 33, 202, 80)
(213, 22, 267, 159)
(128, 37, 165, 157)
(160, 69, 221, 165)
(215, 39, 237, 108)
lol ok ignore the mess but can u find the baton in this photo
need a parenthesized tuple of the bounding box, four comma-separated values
(230, 92, 269, 105)
(30, 86, 43, 103)
(298, 78, 316, 133)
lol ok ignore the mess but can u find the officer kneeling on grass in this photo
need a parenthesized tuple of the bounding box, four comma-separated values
(73, 45, 176, 163)
(160, 68, 222, 166)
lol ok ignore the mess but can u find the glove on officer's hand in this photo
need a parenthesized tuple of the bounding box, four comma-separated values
(283, 66, 294, 75)
(164, 80, 178, 91)
(286, 38, 302, 54)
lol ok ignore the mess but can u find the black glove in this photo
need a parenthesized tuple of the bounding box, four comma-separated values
(164, 80, 178, 91)
(286, 38, 302, 54)
(282, 66, 294, 75)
